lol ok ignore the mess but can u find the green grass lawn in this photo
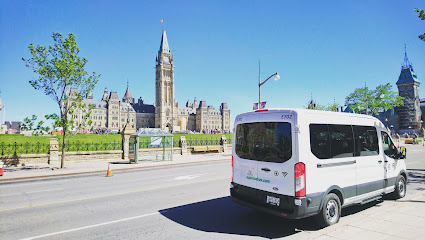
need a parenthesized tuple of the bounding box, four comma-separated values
(0, 133, 232, 145)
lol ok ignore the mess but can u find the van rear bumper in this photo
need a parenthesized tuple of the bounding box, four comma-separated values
(230, 182, 319, 219)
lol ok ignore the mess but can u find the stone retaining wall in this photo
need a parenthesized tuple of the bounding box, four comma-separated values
(1, 150, 122, 166)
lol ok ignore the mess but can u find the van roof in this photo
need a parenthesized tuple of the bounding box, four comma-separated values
(237, 108, 379, 121)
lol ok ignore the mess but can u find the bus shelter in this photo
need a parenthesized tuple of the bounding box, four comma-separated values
(129, 128, 174, 163)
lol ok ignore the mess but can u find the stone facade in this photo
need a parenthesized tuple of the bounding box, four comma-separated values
(67, 88, 137, 132)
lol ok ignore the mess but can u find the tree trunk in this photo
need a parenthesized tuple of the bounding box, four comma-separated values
(61, 120, 66, 168)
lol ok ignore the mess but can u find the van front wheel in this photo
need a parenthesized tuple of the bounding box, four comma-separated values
(315, 193, 341, 228)
(390, 175, 406, 199)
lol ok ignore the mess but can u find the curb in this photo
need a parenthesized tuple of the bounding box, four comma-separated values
(0, 158, 230, 183)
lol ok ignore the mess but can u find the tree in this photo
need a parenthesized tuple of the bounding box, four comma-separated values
(414, 8, 425, 42)
(325, 103, 341, 112)
(345, 83, 404, 116)
(22, 32, 100, 168)
(305, 100, 341, 112)
(20, 115, 51, 136)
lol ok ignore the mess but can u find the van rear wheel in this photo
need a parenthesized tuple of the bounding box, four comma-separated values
(315, 193, 341, 228)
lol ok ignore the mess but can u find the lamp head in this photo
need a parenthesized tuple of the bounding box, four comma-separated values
(274, 73, 280, 81)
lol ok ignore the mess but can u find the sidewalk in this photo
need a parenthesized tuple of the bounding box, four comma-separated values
(290, 190, 425, 240)
(0, 152, 231, 182)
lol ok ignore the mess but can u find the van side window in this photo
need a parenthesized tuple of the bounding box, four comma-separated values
(353, 126, 379, 156)
(310, 124, 354, 159)
(381, 132, 398, 158)
(310, 124, 331, 159)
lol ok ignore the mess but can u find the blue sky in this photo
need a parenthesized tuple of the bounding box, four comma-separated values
(0, 0, 424, 128)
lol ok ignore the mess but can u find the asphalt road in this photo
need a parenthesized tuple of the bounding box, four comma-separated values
(0, 147, 423, 240)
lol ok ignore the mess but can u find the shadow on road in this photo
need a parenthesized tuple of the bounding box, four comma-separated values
(407, 169, 425, 190)
(159, 196, 382, 239)
(4, 166, 58, 172)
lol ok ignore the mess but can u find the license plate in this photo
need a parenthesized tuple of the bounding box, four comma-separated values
(266, 195, 280, 206)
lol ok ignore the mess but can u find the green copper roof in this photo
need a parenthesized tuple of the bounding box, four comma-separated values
(159, 29, 170, 54)
(396, 67, 419, 85)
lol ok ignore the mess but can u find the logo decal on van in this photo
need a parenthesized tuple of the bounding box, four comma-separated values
(246, 176, 270, 183)
(246, 170, 270, 183)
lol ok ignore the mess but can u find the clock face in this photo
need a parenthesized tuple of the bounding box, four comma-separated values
(163, 56, 169, 63)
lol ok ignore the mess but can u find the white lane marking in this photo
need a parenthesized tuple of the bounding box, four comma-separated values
(20, 212, 161, 240)
(170, 173, 206, 181)
(0, 188, 63, 197)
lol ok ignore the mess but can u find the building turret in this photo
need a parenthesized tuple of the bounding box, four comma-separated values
(102, 87, 109, 101)
(396, 46, 422, 130)
(122, 82, 134, 104)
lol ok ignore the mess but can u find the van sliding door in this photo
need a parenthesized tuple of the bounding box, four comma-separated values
(353, 126, 384, 196)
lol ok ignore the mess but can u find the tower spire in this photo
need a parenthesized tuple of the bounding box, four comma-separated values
(122, 80, 133, 104)
(159, 29, 170, 54)
(402, 44, 413, 70)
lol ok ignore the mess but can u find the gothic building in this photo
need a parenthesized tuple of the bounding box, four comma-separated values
(67, 87, 137, 132)
(71, 29, 231, 133)
(130, 29, 231, 133)
(395, 50, 422, 130)
(376, 48, 423, 133)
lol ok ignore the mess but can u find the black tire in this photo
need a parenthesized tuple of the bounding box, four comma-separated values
(314, 193, 341, 228)
(390, 175, 406, 199)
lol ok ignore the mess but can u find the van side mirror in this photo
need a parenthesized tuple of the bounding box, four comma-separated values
(399, 146, 406, 159)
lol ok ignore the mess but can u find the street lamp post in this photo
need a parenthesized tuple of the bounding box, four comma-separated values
(258, 59, 280, 108)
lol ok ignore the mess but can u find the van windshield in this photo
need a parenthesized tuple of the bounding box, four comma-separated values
(235, 122, 292, 163)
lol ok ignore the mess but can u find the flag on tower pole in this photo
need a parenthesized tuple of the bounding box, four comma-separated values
(159, 19, 164, 23)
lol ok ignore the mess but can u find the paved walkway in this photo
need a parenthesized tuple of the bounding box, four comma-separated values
(289, 191, 425, 240)
(0, 152, 231, 181)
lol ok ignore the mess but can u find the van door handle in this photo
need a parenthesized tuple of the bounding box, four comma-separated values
(384, 160, 389, 163)
(261, 168, 271, 172)
(378, 160, 383, 164)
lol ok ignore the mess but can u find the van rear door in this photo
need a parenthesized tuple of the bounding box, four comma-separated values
(233, 121, 259, 191)
(255, 120, 294, 198)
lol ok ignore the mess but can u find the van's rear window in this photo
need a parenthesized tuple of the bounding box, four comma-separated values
(235, 122, 292, 163)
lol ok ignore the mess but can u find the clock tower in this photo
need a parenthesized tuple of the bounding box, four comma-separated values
(396, 47, 422, 130)
(155, 29, 177, 131)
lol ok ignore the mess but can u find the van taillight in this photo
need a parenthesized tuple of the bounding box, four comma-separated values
(295, 162, 306, 197)
(231, 156, 234, 182)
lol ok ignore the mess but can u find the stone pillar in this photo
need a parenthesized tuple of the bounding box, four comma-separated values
(220, 135, 227, 153)
(179, 136, 187, 155)
(122, 128, 135, 162)
(49, 138, 59, 164)
(122, 133, 130, 162)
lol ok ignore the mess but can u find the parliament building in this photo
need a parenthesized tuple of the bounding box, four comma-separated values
(73, 29, 231, 133)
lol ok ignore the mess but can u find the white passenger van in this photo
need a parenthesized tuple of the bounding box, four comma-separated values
(230, 108, 407, 227)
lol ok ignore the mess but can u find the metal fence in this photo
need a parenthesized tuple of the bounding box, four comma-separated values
(0, 137, 232, 155)
(0, 141, 122, 155)
(60, 141, 122, 152)
(0, 142, 50, 155)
